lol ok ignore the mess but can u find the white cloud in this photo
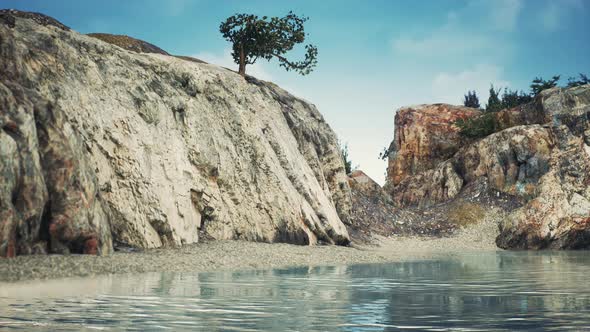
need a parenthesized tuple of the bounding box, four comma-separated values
(164, 0, 193, 16)
(392, 0, 523, 56)
(192, 49, 274, 81)
(488, 0, 523, 31)
(392, 31, 491, 56)
(538, 0, 583, 31)
(431, 64, 510, 106)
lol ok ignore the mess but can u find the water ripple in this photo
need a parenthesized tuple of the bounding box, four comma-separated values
(1, 251, 590, 331)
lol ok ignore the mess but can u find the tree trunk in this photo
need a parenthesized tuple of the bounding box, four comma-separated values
(238, 45, 246, 77)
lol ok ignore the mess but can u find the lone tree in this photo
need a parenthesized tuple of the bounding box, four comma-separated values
(341, 143, 353, 175)
(485, 85, 503, 113)
(219, 12, 318, 77)
(463, 90, 480, 108)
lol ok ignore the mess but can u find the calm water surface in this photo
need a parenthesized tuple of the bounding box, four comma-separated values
(1, 251, 590, 331)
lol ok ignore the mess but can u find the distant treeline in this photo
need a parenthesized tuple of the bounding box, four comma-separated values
(456, 73, 589, 139)
(463, 73, 589, 112)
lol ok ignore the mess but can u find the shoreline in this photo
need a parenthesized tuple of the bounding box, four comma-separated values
(0, 217, 500, 283)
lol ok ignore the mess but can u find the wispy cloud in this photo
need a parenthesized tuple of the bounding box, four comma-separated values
(431, 64, 511, 106)
(163, 0, 194, 17)
(392, 30, 491, 56)
(392, 0, 522, 56)
(487, 0, 523, 31)
(538, 0, 584, 31)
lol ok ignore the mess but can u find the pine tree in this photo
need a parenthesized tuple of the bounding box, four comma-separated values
(485, 85, 502, 113)
(530, 75, 560, 96)
(500, 88, 532, 109)
(567, 73, 590, 87)
(463, 90, 481, 109)
(219, 12, 318, 77)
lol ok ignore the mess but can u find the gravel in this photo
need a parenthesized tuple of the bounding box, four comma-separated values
(0, 212, 503, 283)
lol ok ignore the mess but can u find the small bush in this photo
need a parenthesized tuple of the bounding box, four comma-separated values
(455, 112, 501, 139)
(447, 202, 485, 227)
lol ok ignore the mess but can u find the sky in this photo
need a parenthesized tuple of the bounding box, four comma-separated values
(4, 0, 590, 184)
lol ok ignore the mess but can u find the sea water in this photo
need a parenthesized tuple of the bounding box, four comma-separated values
(1, 251, 590, 331)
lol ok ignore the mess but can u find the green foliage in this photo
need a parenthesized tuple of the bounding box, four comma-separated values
(219, 12, 318, 76)
(530, 75, 560, 96)
(341, 143, 352, 174)
(485, 85, 503, 113)
(455, 112, 500, 139)
(457, 72, 586, 139)
(500, 88, 532, 109)
(567, 73, 590, 87)
(463, 90, 480, 108)
(378, 146, 391, 161)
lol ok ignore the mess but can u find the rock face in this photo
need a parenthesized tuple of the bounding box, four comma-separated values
(347, 170, 396, 241)
(385, 104, 480, 186)
(0, 11, 351, 257)
(87, 33, 170, 55)
(385, 86, 590, 249)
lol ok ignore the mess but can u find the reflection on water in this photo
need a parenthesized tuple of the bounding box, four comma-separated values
(1, 251, 590, 331)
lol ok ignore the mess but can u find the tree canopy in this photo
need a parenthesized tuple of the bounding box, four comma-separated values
(500, 88, 532, 109)
(530, 75, 560, 96)
(567, 73, 590, 87)
(463, 90, 480, 109)
(219, 12, 318, 77)
(485, 85, 503, 113)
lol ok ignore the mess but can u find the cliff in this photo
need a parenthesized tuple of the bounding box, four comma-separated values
(385, 104, 480, 186)
(385, 85, 590, 249)
(0, 10, 352, 257)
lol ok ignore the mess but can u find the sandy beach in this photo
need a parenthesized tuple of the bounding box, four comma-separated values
(0, 213, 501, 283)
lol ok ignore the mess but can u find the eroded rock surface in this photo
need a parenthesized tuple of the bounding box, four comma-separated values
(0, 12, 351, 256)
(385, 86, 590, 249)
(385, 104, 479, 186)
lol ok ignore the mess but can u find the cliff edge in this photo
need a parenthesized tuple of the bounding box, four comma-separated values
(0, 10, 352, 257)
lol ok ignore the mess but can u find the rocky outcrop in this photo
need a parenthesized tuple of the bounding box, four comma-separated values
(391, 125, 552, 206)
(385, 104, 479, 186)
(87, 33, 170, 55)
(385, 85, 590, 249)
(0, 11, 351, 257)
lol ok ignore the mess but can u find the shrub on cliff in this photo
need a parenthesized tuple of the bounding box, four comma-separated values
(219, 12, 318, 77)
(341, 143, 353, 174)
(454, 112, 501, 139)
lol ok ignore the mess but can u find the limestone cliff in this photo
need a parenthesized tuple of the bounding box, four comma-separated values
(385, 86, 590, 249)
(385, 104, 480, 187)
(0, 10, 352, 257)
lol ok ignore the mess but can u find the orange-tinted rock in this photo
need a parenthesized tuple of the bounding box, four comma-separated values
(386, 104, 480, 187)
(384, 85, 590, 249)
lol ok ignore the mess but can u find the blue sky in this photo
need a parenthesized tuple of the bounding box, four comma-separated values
(4, 0, 589, 184)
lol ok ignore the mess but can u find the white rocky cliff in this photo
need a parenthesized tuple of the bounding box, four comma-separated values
(0, 11, 352, 257)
